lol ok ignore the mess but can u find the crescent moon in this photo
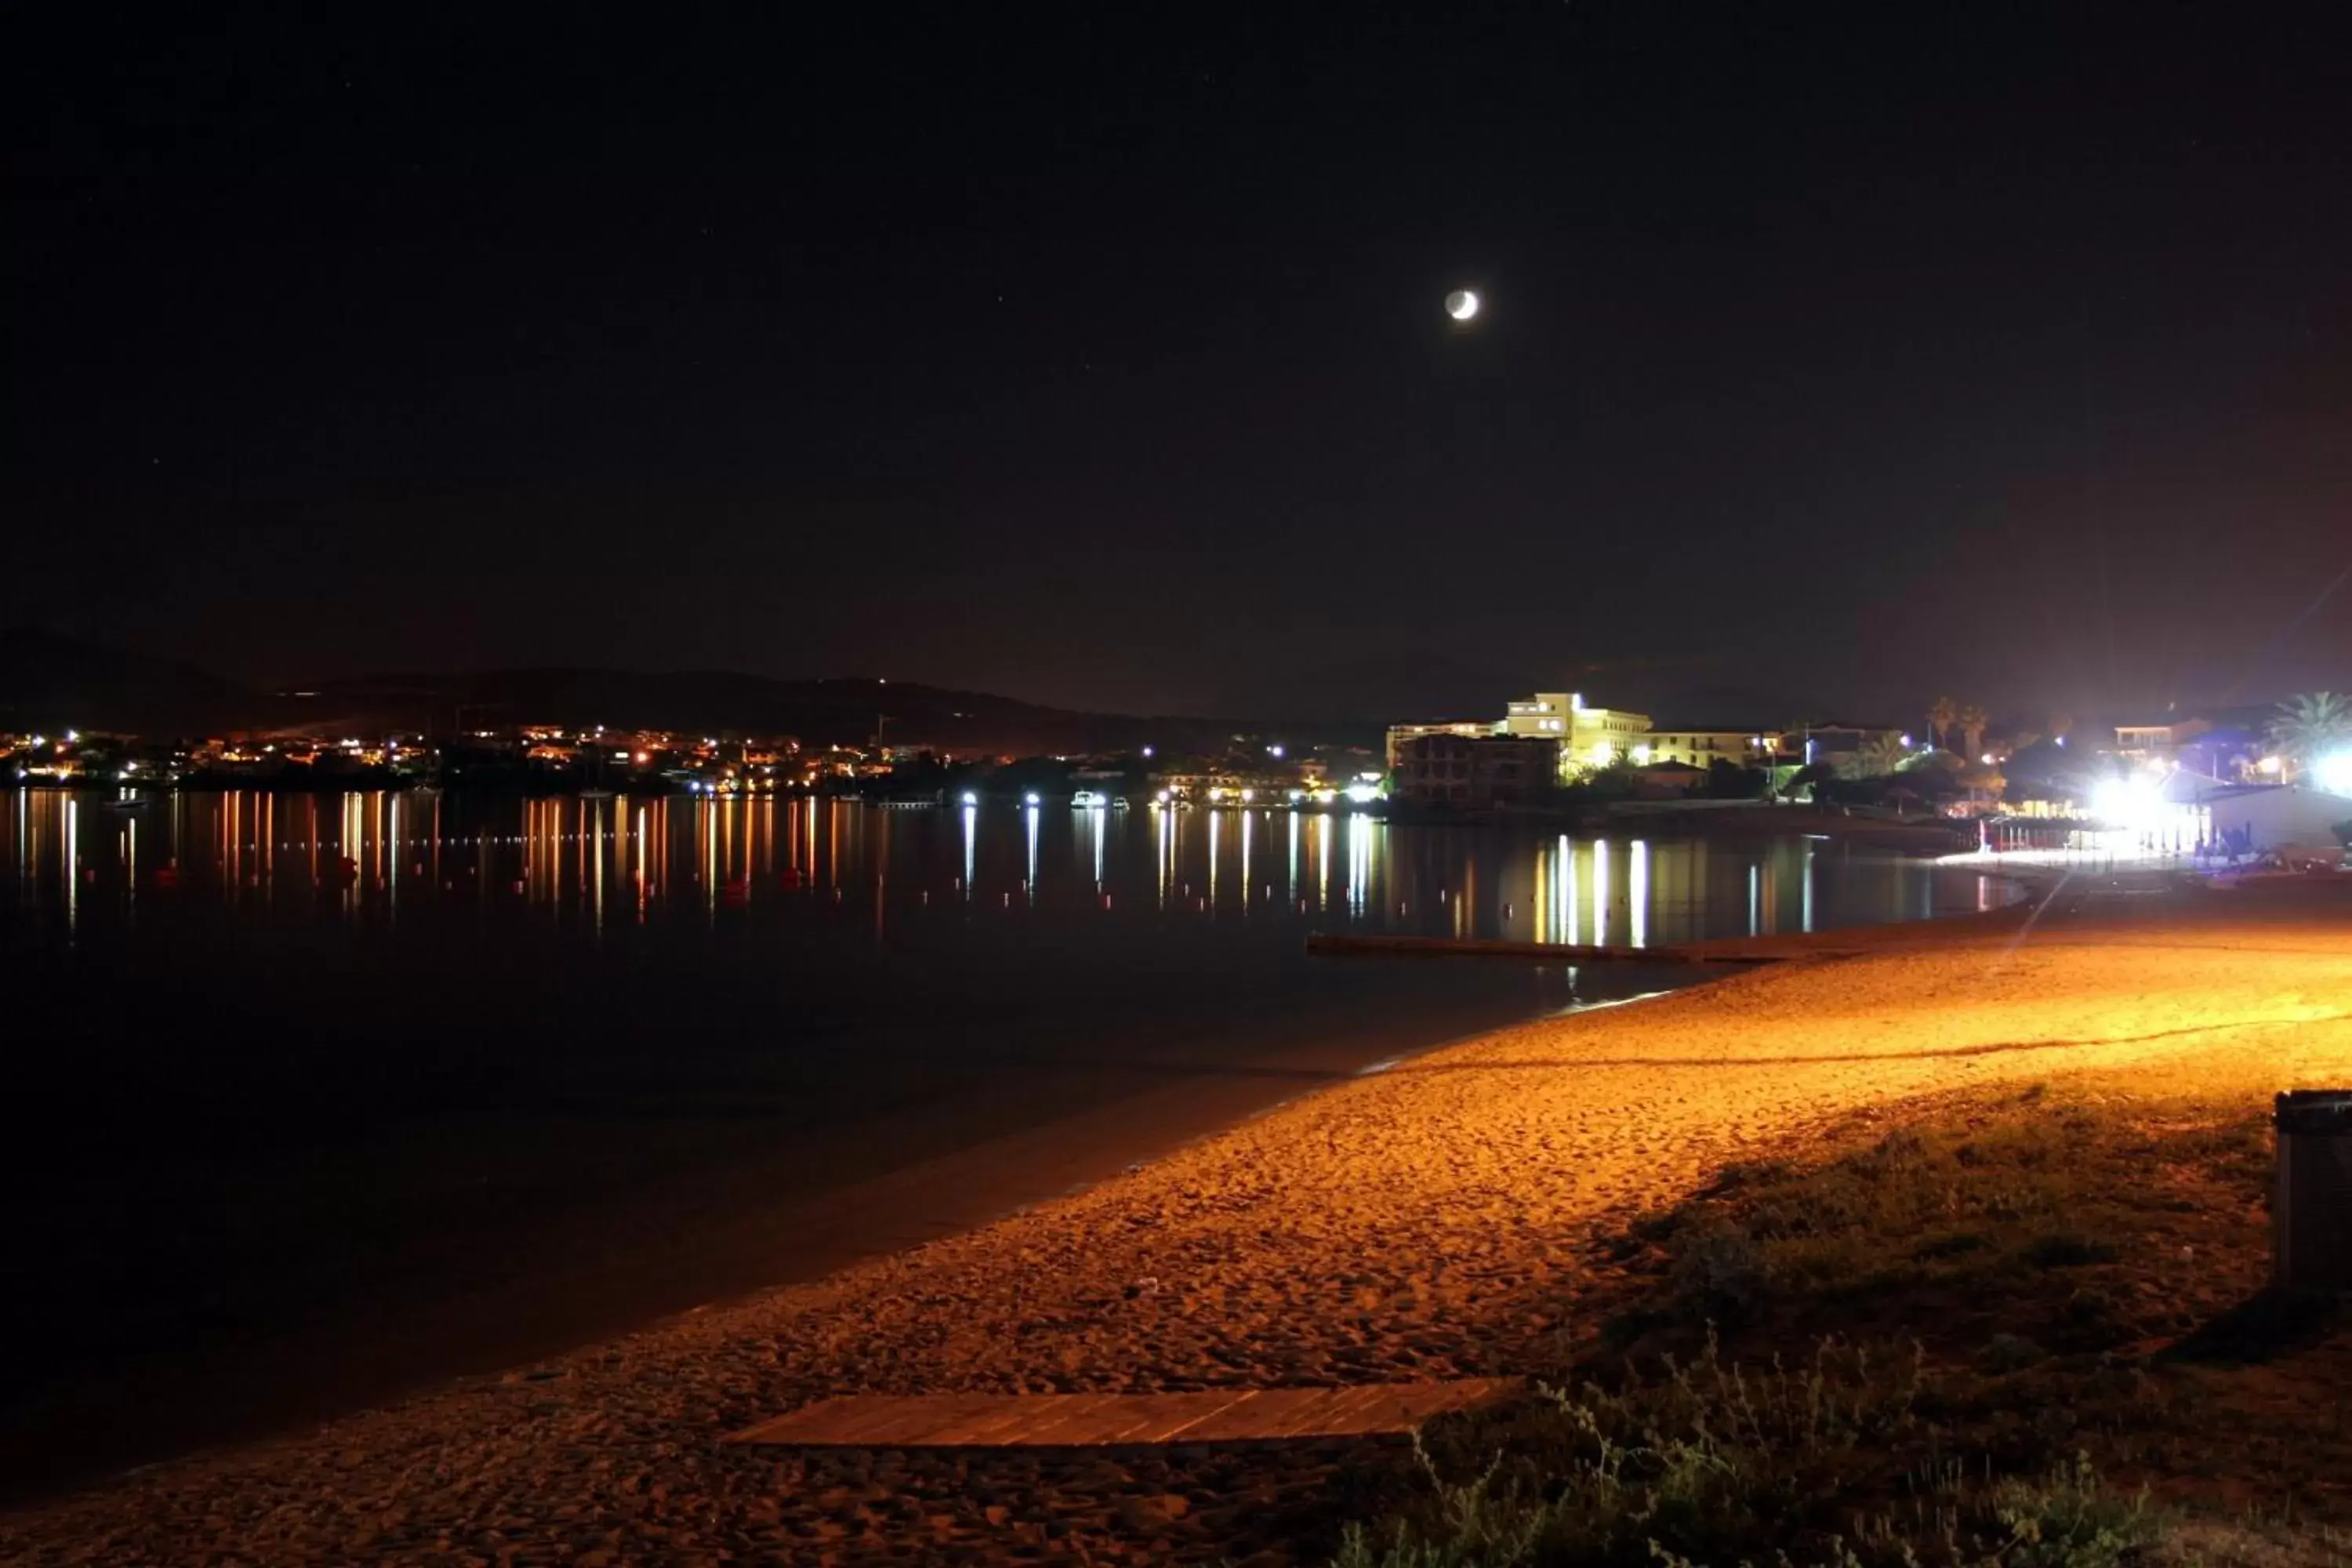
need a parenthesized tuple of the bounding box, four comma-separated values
(1445, 289, 1479, 321)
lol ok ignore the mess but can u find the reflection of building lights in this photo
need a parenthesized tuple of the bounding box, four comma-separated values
(2315, 751, 2352, 796)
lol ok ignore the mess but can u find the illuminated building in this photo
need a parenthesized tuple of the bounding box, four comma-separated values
(1501, 693, 1652, 778)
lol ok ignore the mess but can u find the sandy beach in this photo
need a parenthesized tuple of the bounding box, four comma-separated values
(7, 869, 2351, 1565)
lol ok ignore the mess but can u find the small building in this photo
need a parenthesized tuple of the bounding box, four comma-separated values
(2111, 717, 2213, 765)
(1384, 720, 1492, 771)
(1393, 733, 1560, 808)
(1791, 723, 1906, 764)
(2194, 782, 2352, 856)
(1641, 728, 1781, 769)
(1631, 760, 1711, 797)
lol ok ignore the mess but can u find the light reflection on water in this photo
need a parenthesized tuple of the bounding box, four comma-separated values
(2, 789, 2013, 947)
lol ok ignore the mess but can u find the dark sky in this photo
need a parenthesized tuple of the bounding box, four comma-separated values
(8, 4, 2350, 723)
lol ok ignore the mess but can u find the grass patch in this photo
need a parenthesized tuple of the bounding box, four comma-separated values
(1323, 1084, 2352, 1566)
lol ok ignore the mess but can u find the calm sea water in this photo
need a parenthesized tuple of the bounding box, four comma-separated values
(0, 789, 2011, 1494)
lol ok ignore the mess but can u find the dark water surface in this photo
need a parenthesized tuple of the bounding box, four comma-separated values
(0, 789, 2011, 1497)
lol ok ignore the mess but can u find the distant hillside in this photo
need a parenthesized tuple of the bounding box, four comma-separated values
(0, 632, 1374, 755)
(292, 667, 1303, 755)
(0, 630, 267, 735)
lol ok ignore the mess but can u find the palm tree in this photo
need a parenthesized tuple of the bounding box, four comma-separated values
(1957, 702, 1988, 761)
(1927, 695, 1957, 753)
(2267, 691, 2352, 768)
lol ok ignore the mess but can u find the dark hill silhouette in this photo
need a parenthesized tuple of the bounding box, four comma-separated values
(296, 666, 1317, 754)
(0, 630, 266, 735)
(0, 632, 1373, 754)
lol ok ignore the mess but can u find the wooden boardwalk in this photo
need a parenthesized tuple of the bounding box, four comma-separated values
(1306, 931, 1787, 964)
(724, 1379, 1518, 1449)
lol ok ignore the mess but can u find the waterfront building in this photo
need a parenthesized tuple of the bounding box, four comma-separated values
(1641, 728, 1782, 769)
(1383, 720, 1491, 771)
(1630, 759, 1710, 797)
(1392, 733, 1560, 808)
(1500, 693, 1652, 775)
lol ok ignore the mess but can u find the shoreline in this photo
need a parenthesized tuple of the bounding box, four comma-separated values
(18, 870, 2307, 1564)
(0, 967, 1632, 1508)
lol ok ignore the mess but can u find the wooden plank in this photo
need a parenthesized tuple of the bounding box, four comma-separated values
(1091, 1390, 1249, 1444)
(1305, 932, 1780, 964)
(848, 1394, 1011, 1446)
(929, 1392, 1064, 1447)
(724, 1379, 1519, 1448)
(1211, 1388, 1354, 1441)
(1147, 1389, 1263, 1444)
(972, 1393, 1127, 1447)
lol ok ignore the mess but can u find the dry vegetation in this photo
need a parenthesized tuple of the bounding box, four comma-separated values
(1333, 1080, 2352, 1566)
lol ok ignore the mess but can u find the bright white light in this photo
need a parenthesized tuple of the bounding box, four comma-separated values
(1142, 746, 1154, 758)
(2089, 774, 2162, 829)
(1444, 289, 1479, 321)
(2257, 755, 2284, 774)
(1240, 789, 1255, 803)
(2315, 750, 2352, 796)
(1024, 792, 1040, 807)
(1345, 782, 1381, 804)
(1900, 733, 1912, 747)
(960, 791, 978, 806)
(1980, 753, 1995, 765)
(1288, 788, 1304, 801)
(1155, 789, 1170, 803)
(1631, 744, 1653, 764)
(65, 730, 79, 744)
(1267, 744, 1285, 758)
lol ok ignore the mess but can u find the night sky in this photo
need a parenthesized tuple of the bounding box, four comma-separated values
(8, 5, 2350, 723)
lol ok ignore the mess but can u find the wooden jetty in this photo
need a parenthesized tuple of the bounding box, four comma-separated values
(1305, 931, 1787, 964)
(724, 1379, 1518, 1449)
